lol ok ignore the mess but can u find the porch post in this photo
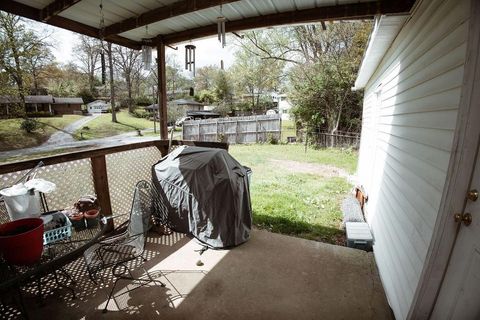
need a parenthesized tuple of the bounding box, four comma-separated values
(157, 42, 168, 140)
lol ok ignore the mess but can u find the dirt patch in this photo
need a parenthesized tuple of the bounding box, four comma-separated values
(270, 159, 351, 179)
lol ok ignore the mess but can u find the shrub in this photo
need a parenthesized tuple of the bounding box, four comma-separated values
(131, 108, 150, 119)
(27, 111, 56, 118)
(267, 133, 279, 145)
(20, 118, 39, 133)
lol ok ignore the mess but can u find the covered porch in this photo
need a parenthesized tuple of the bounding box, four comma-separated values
(0, 140, 391, 319)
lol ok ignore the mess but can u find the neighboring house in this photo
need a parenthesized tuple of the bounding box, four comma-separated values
(52, 97, 84, 115)
(87, 100, 110, 113)
(170, 99, 204, 115)
(25, 95, 54, 114)
(0, 95, 83, 117)
(353, 0, 479, 318)
(272, 93, 292, 120)
(0, 96, 21, 117)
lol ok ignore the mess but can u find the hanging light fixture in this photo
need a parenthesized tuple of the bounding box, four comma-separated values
(142, 25, 153, 70)
(217, 4, 226, 48)
(185, 44, 196, 76)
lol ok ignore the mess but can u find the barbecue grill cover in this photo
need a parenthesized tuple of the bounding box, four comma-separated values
(152, 146, 252, 248)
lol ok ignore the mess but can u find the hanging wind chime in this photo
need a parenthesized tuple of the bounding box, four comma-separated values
(185, 44, 196, 76)
(141, 25, 152, 70)
(217, 5, 226, 48)
(217, 4, 226, 70)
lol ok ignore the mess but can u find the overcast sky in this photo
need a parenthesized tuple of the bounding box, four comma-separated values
(46, 24, 237, 75)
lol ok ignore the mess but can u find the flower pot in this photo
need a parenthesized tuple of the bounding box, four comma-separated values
(0, 218, 44, 265)
(84, 209, 99, 228)
(68, 212, 86, 231)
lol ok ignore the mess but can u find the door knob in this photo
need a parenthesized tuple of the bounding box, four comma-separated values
(454, 213, 472, 226)
(467, 189, 478, 202)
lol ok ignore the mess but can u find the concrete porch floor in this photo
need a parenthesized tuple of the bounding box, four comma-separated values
(4, 229, 393, 319)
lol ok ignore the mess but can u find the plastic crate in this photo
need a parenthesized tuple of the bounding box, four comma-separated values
(346, 222, 373, 251)
(43, 211, 72, 245)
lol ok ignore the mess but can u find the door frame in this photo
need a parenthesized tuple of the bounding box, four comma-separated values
(408, 0, 480, 318)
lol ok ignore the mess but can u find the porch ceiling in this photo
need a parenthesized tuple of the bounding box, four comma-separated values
(0, 0, 415, 49)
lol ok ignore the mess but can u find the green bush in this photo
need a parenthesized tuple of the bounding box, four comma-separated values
(27, 111, 56, 118)
(135, 96, 153, 106)
(20, 118, 39, 133)
(267, 133, 279, 145)
(131, 108, 150, 119)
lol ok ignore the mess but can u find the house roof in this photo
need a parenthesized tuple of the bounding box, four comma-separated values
(0, 1, 415, 49)
(353, 15, 409, 90)
(87, 100, 108, 106)
(0, 96, 21, 104)
(25, 95, 54, 104)
(53, 97, 84, 104)
(172, 99, 204, 106)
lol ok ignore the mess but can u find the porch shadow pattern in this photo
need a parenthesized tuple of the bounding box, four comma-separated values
(1, 229, 392, 319)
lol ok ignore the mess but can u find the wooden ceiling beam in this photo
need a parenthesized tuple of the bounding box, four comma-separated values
(40, 0, 83, 22)
(160, 0, 415, 44)
(0, 0, 142, 50)
(104, 0, 240, 37)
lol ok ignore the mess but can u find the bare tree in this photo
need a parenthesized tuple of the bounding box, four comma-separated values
(106, 42, 116, 122)
(112, 46, 142, 112)
(74, 35, 102, 94)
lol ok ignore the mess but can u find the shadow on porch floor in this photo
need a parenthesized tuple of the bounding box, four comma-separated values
(4, 229, 392, 319)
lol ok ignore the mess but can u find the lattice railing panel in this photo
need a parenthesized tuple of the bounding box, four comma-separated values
(37, 159, 95, 211)
(0, 160, 94, 220)
(106, 146, 162, 226)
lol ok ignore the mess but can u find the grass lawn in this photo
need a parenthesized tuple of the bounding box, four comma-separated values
(75, 111, 156, 140)
(0, 115, 82, 151)
(229, 144, 358, 244)
(281, 119, 296, 143)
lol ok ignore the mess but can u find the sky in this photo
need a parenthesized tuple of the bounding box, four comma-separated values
(46, 24, 237, 75)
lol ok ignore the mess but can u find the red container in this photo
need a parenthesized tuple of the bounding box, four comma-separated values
(0, 218, 44, 265)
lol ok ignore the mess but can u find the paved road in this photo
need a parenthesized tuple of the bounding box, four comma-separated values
(43, 114, 100, 146)
(1, 131, 160, 160)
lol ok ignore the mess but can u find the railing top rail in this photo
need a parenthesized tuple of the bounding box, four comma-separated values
(0, 140, 228, 175)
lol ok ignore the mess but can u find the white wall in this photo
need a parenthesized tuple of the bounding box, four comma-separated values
(356, 0, 470, 318)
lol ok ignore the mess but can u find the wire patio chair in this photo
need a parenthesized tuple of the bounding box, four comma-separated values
(83, 180, 169, 313)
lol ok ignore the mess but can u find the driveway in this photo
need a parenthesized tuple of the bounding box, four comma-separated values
(43, 114, 100, 146)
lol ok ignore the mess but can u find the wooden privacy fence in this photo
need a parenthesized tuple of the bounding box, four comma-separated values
(313, 131, 360, 149)
(182, 114, 281, 144)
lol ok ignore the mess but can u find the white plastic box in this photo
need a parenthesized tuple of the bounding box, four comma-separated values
(346, 222, 374, 251)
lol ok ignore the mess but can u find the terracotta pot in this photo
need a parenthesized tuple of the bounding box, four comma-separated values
(85, 209, 99, 228)
(0, 218, 44, 265)
(68, 212, 86, 231)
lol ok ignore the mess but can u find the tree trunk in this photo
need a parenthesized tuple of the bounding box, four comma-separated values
(108, 42, 117, 123)
(127, 74, 133, 113)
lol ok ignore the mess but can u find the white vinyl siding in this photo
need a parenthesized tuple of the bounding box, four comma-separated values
(356, 0, 470, 318)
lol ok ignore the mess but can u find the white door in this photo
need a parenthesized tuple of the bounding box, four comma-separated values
(431, 148, 480, 319)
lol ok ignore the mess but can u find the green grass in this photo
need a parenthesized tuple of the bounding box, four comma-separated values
(75, 111, 156, 140)
(281, 119, 296, 142)
(0, 115, 82, 151)
(229, 144, 358, 244)
(230, 144, 358, 174)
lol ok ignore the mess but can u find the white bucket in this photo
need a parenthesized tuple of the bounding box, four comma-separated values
(1, 185, 43, 221)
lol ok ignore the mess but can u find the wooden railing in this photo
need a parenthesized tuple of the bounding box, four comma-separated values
(0, 140, 228, 231)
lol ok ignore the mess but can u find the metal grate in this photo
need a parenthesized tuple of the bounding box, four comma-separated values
(106, 146, 162, 227)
